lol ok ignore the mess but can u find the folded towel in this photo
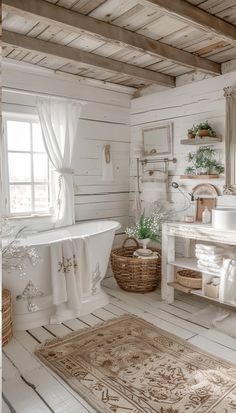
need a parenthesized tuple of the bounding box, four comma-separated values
(195, 244, 224, 254)
(197, 264, 221, 275)
(195, 252, 223, 263)
(197, 259, 222, 270)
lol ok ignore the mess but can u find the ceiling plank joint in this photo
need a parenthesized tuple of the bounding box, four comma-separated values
(145, 0, 236, 45)
(2, 30, 176, 87)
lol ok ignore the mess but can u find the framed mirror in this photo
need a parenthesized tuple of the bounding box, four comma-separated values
(224, 87, 236, 195)
(142, 123, 173, 157)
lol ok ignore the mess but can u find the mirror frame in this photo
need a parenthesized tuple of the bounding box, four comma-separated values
(142, 122, 173, 157)
(224, 87, 236, 195)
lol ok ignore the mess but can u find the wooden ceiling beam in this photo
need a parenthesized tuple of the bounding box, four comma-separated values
(2, 30, 175, 87)
(3, 0, 221, 75)
(145, 0, 236, 45)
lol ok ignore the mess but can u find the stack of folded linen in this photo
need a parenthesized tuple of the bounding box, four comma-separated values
(195, 244, 225, 274)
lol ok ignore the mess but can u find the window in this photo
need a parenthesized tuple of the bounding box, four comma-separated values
(3, 114, 53, 217)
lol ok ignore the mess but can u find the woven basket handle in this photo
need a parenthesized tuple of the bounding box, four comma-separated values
(122, 237, 140, 249)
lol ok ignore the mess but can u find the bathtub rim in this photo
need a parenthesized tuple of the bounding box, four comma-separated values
(17, 219, 121, 247)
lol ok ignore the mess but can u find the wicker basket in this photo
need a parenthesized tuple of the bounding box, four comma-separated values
(111, 237, 161, 293)
(2, 289, 13, 347)
(176, 269, 202, 289)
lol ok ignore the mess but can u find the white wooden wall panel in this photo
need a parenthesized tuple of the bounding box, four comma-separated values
(130, 71, 236, 252)
(2, 64, 131, 241)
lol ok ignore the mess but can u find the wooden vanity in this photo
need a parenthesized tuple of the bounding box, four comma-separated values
(161, 221, 236, 308)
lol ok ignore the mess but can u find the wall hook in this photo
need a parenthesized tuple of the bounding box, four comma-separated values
(104, 144, 111, 164)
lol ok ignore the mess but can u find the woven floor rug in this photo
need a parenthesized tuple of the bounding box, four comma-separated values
(35, 315, 236, 413)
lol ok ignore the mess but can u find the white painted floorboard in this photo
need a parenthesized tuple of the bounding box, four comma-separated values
(3, 277, 236, 413)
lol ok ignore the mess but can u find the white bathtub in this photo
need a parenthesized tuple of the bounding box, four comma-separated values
(3, 220, 120, 330)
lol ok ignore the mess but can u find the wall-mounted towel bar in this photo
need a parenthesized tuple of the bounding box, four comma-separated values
(139, 157, 177, 165)
(136, 157, 177, 193)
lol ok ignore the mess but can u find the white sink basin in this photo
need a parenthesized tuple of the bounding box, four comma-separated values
(212, 208, 236, 231)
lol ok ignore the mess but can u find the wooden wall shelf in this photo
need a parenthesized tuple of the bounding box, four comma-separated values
(180, 174, 219, 179)
(181, 137, 222, 145)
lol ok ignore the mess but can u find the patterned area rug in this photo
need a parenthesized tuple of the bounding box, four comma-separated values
(35, 315, 236, 413)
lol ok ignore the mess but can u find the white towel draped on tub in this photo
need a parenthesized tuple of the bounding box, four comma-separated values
(50, 237, 91, 323)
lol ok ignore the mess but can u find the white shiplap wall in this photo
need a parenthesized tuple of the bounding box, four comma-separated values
(130, 71, 236, 226)
(2, 61, 132, 240)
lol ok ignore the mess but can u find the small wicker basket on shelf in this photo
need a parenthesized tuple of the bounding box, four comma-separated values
(176, 269, 202, 289)
(2, 289, 13, 347)
(111, 237, 161, 293)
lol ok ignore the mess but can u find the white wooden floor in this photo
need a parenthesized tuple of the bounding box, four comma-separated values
(3, 277, 236, 413)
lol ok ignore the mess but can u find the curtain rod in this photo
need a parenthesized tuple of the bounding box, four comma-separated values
(2, 87, 87, 105)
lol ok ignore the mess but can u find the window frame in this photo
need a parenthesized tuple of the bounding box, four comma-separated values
(3, 112, 54, 218)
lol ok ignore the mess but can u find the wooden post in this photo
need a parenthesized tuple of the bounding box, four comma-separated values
(161, 223, 175, 303)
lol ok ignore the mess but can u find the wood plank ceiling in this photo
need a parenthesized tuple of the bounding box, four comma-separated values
(2, 0, 236, 89)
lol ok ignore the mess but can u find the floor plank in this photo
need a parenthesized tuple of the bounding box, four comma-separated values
(3, 338, 40, 374)
(27, 327, 55, 343)
(77, 313, 102, 326)
(2, 399, 12, 413)
(12, 331, 96, 413)
(92, 307, 116, 320)
(106, 294, 195, 339)
(103, 303, 127, 316)
(24, 367, 90, 413)
(63, 318, 88, 331)
(200, 328, 236, 351)
(104, 285, 201, 336)
(3, 377, 52, 413)
(43, 324, 73, 338)
(189, 335, 236, 365)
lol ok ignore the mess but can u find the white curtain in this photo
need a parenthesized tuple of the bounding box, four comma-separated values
(37, 97, 83, 227)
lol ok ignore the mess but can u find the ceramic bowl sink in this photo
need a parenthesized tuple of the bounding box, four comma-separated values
(212, 208, 236, 231)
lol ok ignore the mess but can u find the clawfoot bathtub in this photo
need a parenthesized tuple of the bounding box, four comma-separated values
(3, 220, 120, 330)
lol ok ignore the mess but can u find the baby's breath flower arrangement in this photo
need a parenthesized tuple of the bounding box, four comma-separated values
(126, 214, 161, 243)
(1, 218, 40, 276)
(126, 202, 173, 244)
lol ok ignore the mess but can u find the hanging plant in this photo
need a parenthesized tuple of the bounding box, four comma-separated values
(184, 146, 224, 175)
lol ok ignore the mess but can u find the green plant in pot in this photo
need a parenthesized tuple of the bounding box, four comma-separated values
(184, 146, 224, 175)
(196, 121, 216, 138)
(187, 126, 197, 139)
(126, 214, 161, 249)
(126, 203, 173, 248)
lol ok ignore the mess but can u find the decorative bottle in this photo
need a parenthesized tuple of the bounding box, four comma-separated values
(202, 206, 211, 224)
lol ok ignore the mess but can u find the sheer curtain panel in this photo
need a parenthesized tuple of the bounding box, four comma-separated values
(37, 97, 82, 227)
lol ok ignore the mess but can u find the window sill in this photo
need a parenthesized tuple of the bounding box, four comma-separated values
(7, 214, 54, 220)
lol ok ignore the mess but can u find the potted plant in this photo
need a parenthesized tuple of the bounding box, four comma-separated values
(126, 203, 173, 248)
(184, 146, 224, 176)
(187, 126, 196, 139)
(196, 121, 216, 138)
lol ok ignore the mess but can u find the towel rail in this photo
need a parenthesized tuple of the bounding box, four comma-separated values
(136, 157, 177, 193)
(139, 157, 177, 165)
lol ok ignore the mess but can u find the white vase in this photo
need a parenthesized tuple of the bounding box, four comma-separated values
(139, 238, 150, 249)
